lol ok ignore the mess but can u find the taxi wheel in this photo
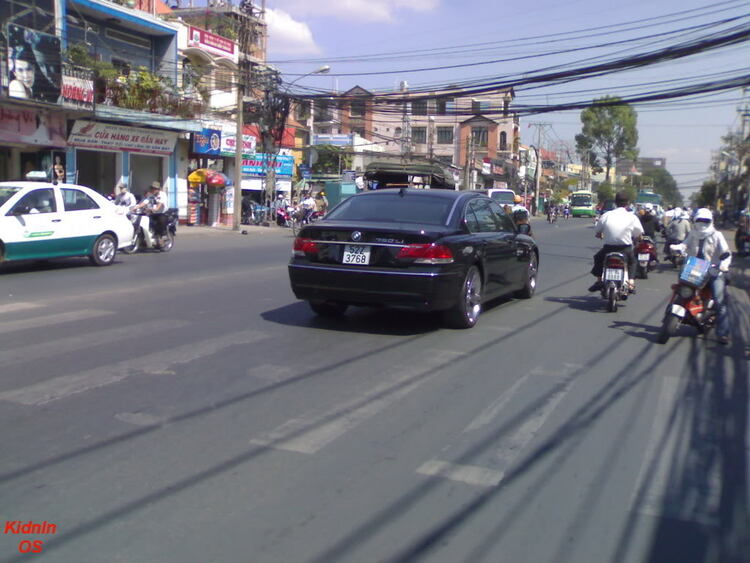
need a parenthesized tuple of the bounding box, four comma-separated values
(89, 234, 117, 266)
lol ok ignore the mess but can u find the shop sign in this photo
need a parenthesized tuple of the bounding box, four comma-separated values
(68, 120, 178, 155)
(241, 153, 294, 176)
(0, 107, 66, 147)
(220, 131, 256, 157)
(188, 26, 238, 64)
(6, 24, 62, 104)
(61, 65, 94, 109)
(192, 128, 221, 155)
(313, 134, 352, 147)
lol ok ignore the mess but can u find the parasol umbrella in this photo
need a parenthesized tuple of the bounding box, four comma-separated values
(206, 170, 233, 187)
(188, 168, 209, 183)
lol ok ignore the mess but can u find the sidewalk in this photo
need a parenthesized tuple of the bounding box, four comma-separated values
(177, 223, 290, 237)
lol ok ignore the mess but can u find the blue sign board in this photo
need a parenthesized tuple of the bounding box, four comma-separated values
(313, 134, 352, 147)
(192, 129, 221, 155)
(241, 153, 294, 176)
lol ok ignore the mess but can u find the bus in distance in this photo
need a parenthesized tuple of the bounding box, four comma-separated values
(569, 190, 597, 217)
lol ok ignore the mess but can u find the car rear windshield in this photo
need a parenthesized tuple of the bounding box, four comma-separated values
(326, 193, 454, 225)
(0, 187, 22, 207)
(490, 191, 515, 205)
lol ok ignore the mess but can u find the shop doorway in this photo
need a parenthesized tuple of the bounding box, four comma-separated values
(130, 154, 163, 200)
(76, 150, 116, 194)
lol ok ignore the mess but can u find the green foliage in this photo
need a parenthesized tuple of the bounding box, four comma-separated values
(596, 182, 614, 203)
(692, 180, 718, 208)
(575, 96, 639, 183)
(311, 146, 353, 175)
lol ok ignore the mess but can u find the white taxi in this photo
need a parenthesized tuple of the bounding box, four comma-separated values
(0, 181, 134, 267)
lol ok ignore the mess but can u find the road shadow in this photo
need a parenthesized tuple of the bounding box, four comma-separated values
(261, 295, 517, 336)
(545, 295, 607, 313)
(0, 257, 126, 275)
(608, 319, 666, 342)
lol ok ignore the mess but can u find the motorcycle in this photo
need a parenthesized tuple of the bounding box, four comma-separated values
(276, 206, 291, 227)
(635, 236, 658, 279)
(600, 251, 631, 312)
(664, 238, 686, 269)
(122, 208, 177, 254)
(736, 230, 750, 256)
(657, 251, 731, 344)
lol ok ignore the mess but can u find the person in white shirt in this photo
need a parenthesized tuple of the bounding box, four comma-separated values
(114, 183, 137, 208)
(589, 191, 644, 292)
(301, 192, 316, 222)
(672, 208, 732, 345)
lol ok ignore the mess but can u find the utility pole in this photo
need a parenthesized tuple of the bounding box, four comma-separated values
(527, 122, 550, 210)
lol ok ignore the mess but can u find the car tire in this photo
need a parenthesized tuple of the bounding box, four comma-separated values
(443, 265, 482, 329)
(89, 234, 117, 266)
(515, 252, 538, 299)
(309, 300, 348, 318)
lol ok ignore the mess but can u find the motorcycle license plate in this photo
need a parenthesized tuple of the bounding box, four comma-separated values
(670, 304, 686, 318)
(638, 253, 650, 261)
(342, 245, 370, 265)
(604, 268, 623, 281)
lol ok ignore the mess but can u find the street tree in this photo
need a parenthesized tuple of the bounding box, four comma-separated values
(575, 96, 638, 183)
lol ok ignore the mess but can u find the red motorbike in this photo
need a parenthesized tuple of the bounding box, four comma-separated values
(635, 236, 658, 279)
(657, 252, 730, 343)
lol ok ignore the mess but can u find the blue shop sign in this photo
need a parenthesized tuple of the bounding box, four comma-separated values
(192, 129, 222, 155)
(241, 153, 294, 176)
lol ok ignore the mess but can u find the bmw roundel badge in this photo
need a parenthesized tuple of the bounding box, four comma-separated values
(351, 231, 362, 242)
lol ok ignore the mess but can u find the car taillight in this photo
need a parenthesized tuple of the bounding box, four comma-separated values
(293, 238, 319, 257)
(605, 256, 625, 268)
(396, 243, 454, 264)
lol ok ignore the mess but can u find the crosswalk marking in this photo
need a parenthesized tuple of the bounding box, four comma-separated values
(0, 310, 110, 335)
(0, 302, 43, 315)
(0, 320, 189, 366)
(0, 330, 266, 406)
(250, 350, 462, 454)
(418, 367, 576, 487)
(416, 460, 504, 487)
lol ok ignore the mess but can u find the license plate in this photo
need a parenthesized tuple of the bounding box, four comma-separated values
(638, 253, 650, 261)
(670, 304, 686, 318)
(342, 244, 370, 265)
(604, 268, 623, 281)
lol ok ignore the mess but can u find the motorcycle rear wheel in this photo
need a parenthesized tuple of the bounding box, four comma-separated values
(159, 232, 174, 252)
(607, 286, 618, 312)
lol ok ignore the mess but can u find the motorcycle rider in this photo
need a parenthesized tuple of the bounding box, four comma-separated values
(113, 182, 136, 208)
(131, 181, 166, 247)
(589, 191, 644, 293)
(671, 208, 732, 345)
(664, 208, 691, 256)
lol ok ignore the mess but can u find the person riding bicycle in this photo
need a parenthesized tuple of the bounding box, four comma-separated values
(671, 208, 732, 345)
(589, 191, 643, 293)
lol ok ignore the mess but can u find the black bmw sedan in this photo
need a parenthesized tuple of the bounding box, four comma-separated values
(288, 188, 539, 328)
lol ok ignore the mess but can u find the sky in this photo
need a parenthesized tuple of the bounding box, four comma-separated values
(263, 0, 750, 199)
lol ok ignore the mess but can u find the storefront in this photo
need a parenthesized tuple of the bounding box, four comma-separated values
(240, 152, 294, 204)
(66, 120, 178, 200)
(0, 106, 68, 182)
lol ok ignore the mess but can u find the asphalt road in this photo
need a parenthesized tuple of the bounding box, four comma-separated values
(1, 219, 748, 563)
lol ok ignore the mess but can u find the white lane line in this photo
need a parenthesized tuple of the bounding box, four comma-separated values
(0, 330, 266, 406)
(464, 373, 532, 433)
(420, 370, 575, 487)
(0, 310, 110, 335)
(0, 320, 189, 366)
(630, 375, 721, 526)
(416, 460, 504, 488)
(250, 350, 462, 454)
(0, 302, 43, 315)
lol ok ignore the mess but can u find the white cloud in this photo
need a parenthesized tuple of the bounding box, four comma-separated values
(269, 0, 439, 23)
(265, 9, 321, 55)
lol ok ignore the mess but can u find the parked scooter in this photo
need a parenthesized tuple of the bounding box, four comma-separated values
(657, 251, 731, 343)
(122, 208, 178, 254)
(600, 251, 631, 312)
(635, 236, 658, 279)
